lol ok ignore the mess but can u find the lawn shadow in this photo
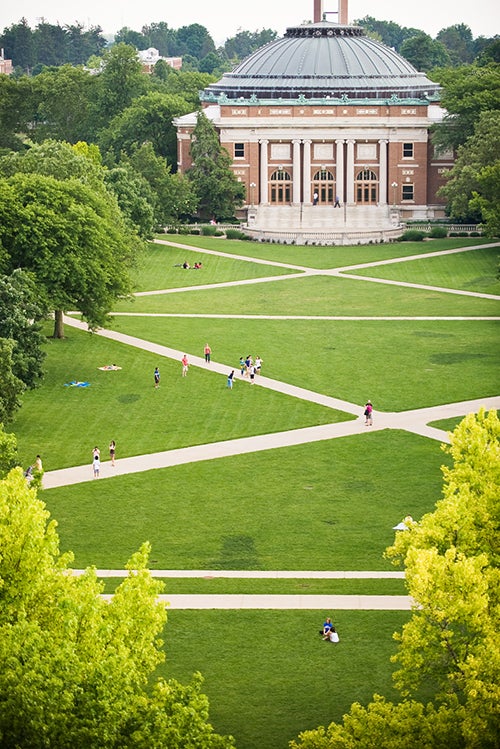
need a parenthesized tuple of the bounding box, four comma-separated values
(212, 535, 262, 570)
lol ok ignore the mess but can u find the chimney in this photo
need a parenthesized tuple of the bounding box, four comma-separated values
(314, 0, 323, 23)
(339, 0, 348, 24)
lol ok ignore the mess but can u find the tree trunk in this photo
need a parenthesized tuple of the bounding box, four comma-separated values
(53, 310, 65, 338)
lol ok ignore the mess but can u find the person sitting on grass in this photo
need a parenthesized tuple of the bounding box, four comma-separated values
(319, 617, 333, 637)
(325, 626, 340, 643)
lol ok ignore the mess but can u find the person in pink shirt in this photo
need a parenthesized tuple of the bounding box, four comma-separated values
(204, 343, 211, 363)
(181, 354, 189, 376)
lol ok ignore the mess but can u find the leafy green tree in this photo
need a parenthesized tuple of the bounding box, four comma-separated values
(438, 111, 500, 234)
(98, 91, 191, 164)
(0, 74, 33, 150)
(65, 22, 107, 65)
(29, 64, 96, 143)
(436, 24, 474, 65)
(162, 69, 216, 108)
(0, 424, 18, 478)
(33, 21, 69, 67)
(400, 33, 451, 70)
(114, 26, 148, 49)
(223, 29, 278, 62)
(0, 339, 24, 424)
(354, 16, 421, 52)
(128, 143, 198, 224)
(104, 165, 155, 238)
(0, 468, 235, 747)
(142, 21, 177, 56)
(0, 172, 137, 337)
(174, 23, 215, 60)
(431, 62, 500, 150)
(96, 43, 148, 123)
(0, 269, 47, 389)
(0, 18, 35, 72)
(188, 112, 245, 220)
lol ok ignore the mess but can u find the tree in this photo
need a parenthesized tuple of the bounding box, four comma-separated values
(223, 29, 278, 62)
(0, 18, 35, 72)
(0, 424, 18, 478)
(30, 64, 96, 143)
(431, 62, 500, 150)
(95, 43, 148, 123)
(438, 111, 500, 234)
(33, 21, 69, 67)
(0, 172, 138, 337)
(0, 468, 235, 747)
(104, 165, 155, 238)
(400, 33, 451, 70)
(127, 143, 198, 225)
(436, 24, 474, 65)
(291, 410, 500, 748)
(0, 339, 24, 424)
(98, 91, 191, 165)
(187, 112, 245, 220)
(0, 269, 47, 389)
(174, 23, 215, 60)
(0, 74, 33, 150)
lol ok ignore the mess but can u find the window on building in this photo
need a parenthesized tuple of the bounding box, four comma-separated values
(270, 170, 291, 204)
(402, 184, 414, 201)
(403, 143, 414, 158)
(234, 143, 245, 158)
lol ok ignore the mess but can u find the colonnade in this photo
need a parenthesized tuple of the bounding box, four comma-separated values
(257, 138, 388, 206)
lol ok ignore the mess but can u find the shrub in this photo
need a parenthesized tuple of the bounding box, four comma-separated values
(214, 230, 225, 237)
(400, 229, 426, 242)
(189, 229, 200, 235)
(225, 228, 249, 240)
(166, 228, 178, 234)
(470, 231, 481, 237)
(428, 226, 448, 238)
(201, 225, 217, 236)
(458, 231, 469, 237)
(178, 226, 190, 235)
(449, 231, 459, 236)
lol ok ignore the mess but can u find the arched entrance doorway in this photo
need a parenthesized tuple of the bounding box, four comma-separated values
(355, 169, 378, 204)
(312, 169, 335, 203)
(270, 170, 291, 204)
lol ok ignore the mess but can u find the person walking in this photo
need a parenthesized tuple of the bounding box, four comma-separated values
(181, 354, 189, 377)
(204, 343, 212, 363)
(227, 370, 234, 389)
(334, 195, 341, 207)
(154, 367, 160, 389)
(364, 400, 373, 426)
(109, 440, 116, 466)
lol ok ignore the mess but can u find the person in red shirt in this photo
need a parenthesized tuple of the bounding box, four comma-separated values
(181, 355, 189, 377)
(204, 343, 211, 363)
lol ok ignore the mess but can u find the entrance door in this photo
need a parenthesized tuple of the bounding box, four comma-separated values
(355, 169, 378, 204)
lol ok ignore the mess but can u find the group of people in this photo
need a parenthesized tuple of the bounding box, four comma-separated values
(320, 617, 340, 643)
(181, 261, 203, 270)
(239, 355, 263, 383)
(312, 192, 342, 207)
(92, 442, 115, 478)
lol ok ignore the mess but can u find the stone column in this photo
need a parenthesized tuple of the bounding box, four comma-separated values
(346, 139, 355, 204)
(259, 140, 269, 204)
(378, 139, 388, 205)
(302, 140, 311, 204)
(335, 139, 345, 203)
(292, 139, 301, 204)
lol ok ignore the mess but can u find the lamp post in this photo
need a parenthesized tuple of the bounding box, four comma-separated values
(250, 182, 256, 207)
(391, 181, 398, 207)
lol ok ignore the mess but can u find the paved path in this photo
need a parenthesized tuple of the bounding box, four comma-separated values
(99, 593, 413, 610)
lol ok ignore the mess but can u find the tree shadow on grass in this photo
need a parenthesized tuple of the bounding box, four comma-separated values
(429, 352, 490, 365)
(211, 535, 262, 570)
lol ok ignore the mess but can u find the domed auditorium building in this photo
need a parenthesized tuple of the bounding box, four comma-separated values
(174, 0, 453, 243)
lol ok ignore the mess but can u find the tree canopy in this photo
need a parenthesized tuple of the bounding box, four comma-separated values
(0, 468, 235, 747)
(291, 409, 500, 749)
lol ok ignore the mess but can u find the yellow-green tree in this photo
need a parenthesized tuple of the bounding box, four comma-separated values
(0, 469, 235, 748)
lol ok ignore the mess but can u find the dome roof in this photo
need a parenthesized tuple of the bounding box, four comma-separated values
(201, 22, 440, 103)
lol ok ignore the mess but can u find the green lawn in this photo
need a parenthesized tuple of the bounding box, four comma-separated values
(161, 610, 411, 749)
(112, 273, 500, 316)
(9, 235, 497, 749)
(12, 325, 344, 471)
(134, 242, 296, 292)
(155, 235, 489, 269)
(350, 245, 500, 295)
(43, 430, 444, 570)
(100, 577, 407, 595)
(105, 316, 500, 411)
